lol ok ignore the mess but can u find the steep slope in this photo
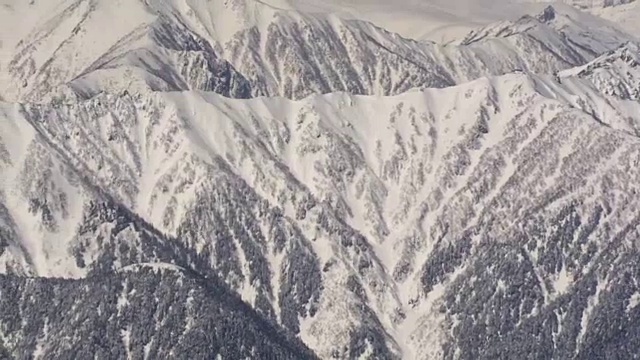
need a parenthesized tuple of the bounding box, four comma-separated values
(561, 41, 640, 100)
(0, 264, 318, 359)
(0, 0, 632, 103)
(2, 66, 640, 357)
(3, 1, 640, 359)
(0, 0, 452, 102)
(0, 0, 253, 102)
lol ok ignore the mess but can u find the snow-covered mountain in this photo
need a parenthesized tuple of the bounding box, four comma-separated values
(0, 1, 632, 103)
(276, 0, 637, 41)
(2, 0, 640, 359)
(560, 42, 640, 100)
(0, 264, 318, 359)
(4, 70, 640, 358)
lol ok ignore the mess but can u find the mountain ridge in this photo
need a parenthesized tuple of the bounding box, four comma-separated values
(0, 1, 633, 103)
(3, 65, 640, 357)
(3, 0, 640, 359)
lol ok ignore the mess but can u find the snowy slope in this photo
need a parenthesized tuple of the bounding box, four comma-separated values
(561, 42, 640, 100)
(0, 266, 318, 359)
(2, 0, 640, 359)
(0, 1, 632, 103)
(3, 67, 640, 357)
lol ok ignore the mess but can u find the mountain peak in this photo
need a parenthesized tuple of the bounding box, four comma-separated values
(537, 5, 558, 22)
